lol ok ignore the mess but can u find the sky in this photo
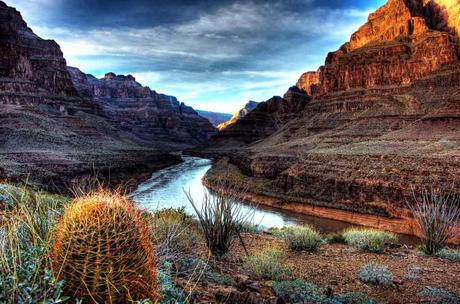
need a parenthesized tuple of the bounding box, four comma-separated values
(7, 0, 386, 114)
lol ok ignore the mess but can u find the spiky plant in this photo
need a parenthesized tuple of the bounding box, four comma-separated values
(51, 190, 158, 303)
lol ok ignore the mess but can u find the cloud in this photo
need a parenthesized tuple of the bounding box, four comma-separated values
(5, 0, 381, 113)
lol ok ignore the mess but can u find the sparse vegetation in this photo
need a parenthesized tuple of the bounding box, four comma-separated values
(418, 287, 460, 304)
(272, 225, 322, 251)
(325, 232, 346, 244)
(244, 248, 292, 280)
(185, 184, 254, 257)
(51, 190, 158, 303)
(408, 186, 460, 255)
(157, 261, 187, 304)
(343, 228, 396, 253)
(0, 183, 70, 303)
(358, 263, 394, 287)
(334, 292, 377, 304)
(436, 248, 460, 262)
(273, 280, 377, 304)
(273, 279, 335, 304)
(150, 207, 200, 258)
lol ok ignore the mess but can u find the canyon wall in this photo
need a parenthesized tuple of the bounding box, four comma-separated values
(0, 1, 212, 190)
(68, 68, 216, 147)
(207, 0, 460, 236)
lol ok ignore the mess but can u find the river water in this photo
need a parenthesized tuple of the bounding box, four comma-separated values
(131, 156, 358, 233)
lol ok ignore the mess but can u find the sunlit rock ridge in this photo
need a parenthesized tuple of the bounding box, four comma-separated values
(206, 0, 460, 239)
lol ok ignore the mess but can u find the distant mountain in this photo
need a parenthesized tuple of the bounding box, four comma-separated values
(217, 101, 259, 130)
(196, 110, 232, 127)
(68, 67, 216, 146)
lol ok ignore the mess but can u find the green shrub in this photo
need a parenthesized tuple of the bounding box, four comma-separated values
(272, 225, 322, 251)
(273, 279, 339, 304)
(0, 245, 68, 304)
(358, 263, 393, 287)
(0, 183, 29, 210)
(334, 292, 377, 304)
(436, 248, 460, 262)
(0, 185, 70, 303)
(206, 272, 236, 286)
(343, 228, 396, 253)
(244, 248, 291, 280)
(418, 287, 460, 304)
(157, 261, 187, 304)
(326, 232, 346, 244)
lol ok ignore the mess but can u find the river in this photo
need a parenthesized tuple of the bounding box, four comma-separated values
(131, 156, 362, 233)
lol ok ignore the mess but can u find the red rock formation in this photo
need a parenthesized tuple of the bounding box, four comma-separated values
(206, 0, 460, 240)
(296, 70, 321, 96)
(316, 0, 459, 94)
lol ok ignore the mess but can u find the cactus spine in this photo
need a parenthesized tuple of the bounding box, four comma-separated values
(51, 191, 158, 303)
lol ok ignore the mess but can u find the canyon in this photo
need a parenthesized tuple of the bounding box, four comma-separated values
(206, 0, 460, 240)
(0, 1, 215, 190)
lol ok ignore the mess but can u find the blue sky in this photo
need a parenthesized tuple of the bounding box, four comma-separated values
(7, 0, 386, 113)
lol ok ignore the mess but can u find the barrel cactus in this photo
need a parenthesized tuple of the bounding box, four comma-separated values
(51, 191, 158, 303)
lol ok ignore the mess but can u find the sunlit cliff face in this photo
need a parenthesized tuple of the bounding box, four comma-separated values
(431, 0, 460, 35)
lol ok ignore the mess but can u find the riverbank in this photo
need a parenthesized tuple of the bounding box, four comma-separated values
(1, 150, 182, 194)
(204, 158, 460, 244)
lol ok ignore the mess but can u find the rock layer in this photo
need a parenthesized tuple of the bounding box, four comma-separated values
(68, 68, 216, 147)
(0, 1, 210, 190)
(205, 0, 460, 239)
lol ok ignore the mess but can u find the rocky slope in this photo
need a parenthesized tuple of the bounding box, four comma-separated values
(196, 110, 232, 127)
(206, 0, 460, 239)
(0, 1, 211, 190)
(67, 67, 216, 148)
(216, 100, 259, 130)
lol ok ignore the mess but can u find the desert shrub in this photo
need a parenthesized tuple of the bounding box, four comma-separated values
(334, 292, 377, 304)
(157, 261, 187, 304)
(326, 232, 346, 244)
(358, 263, 393, 287)
(273, 225, 322, 251)
(185, 185, 253, 257)
(51, 190, 158, 303)
(0, 183, 28, 210)
(273, 279, 339, 304)
(244, 248, 291, 280)
(418, 287, 460, 304)
(0, 187, 70, 303)
(435, 248, 460, 262)
(0, 245, 68, 304)
(343, 228, 396, 253)
(151, 207, 199, 258)
(407, 187, 460, 255)
(206, 272, 236, 286)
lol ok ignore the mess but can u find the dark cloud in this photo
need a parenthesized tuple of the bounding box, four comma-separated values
(6, 0, 386, 113)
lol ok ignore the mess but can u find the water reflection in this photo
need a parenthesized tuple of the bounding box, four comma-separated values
(132, 156, 353, 232)
(131, 156, 418, 244)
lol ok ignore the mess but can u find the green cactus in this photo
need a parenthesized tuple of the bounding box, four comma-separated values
(51, 191, 158, 303)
